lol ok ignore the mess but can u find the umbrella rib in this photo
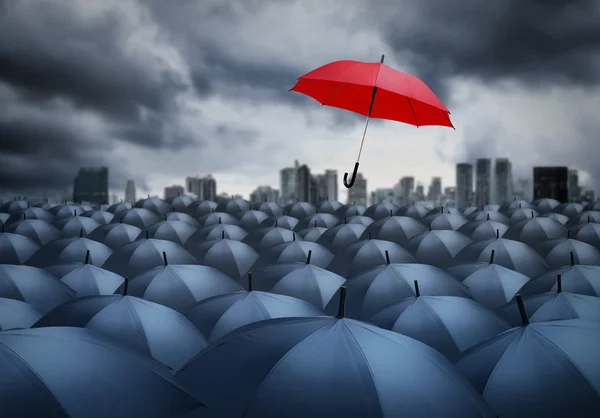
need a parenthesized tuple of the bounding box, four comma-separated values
(321, 82, 346, 106)
(406, 97, 419, 127)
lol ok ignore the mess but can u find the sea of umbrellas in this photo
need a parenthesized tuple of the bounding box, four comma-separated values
(1, 195, 600, 418)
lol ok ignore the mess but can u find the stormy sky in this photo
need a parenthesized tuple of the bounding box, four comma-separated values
(1, 0, 600, 201)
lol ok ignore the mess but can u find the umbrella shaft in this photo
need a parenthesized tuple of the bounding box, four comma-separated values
(356, 116, 371, 162)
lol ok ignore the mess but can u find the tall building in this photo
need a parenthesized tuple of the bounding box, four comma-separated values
(250, 186, 280, 205)
(73, 166, 109, 205)
(279, 167, 296, 204)
(568, 170, 580, 201)
(513, 178, 531, 201)
(415, 183, 425, 201)
(533, 167, 569, 202)
(475, 158, 492, 206)
(324, 170, 338, 201)
(494, 158, 513, 204)
(400, 177, 415, 204)
(309, 176, 318, 204)
(125, 180, 136, 203)
(371, 188, 394, 205)
(186, 175, 217, 201)
(392, 179, 405, 206)
(456, 163, 473, 209)
(347, 173, 367, 205)
(164, 185, 184, 200)
(428, 177, 442, 202)
(313, 175, 327, 202)
(296, 164, 311, 202)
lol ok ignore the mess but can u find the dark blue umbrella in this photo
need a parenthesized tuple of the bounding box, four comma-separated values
(397, 202, 429, 220)
(456, 303, 600, 418)
(566, 210, 600, 228)
(197, 211, 242, 227)
(533, 238, 600, 269)
(188, 222, 248, 242)
(553, 201, 584, 217)
(0, 213, 9, 225)
(236, 210, 269, 231)
(317, 200, 342, 214)
(462, 250, 533, 309)
(0, 265, 74, 313)
(0, 297, 43, 330)
(216, 197, 250, 215)
(27, 236, 113, 268)
(586, 199, 600, 211)
(242, 226, 299, 251)
(167, 194, 195, 212)
(445, 262, 491, 282)
(574, 223, 600, 249)
(367, 291, 510, 360)
(106, 201, 133, 214)
(260, 214, 299, 230)
(34, 201, 60, 211)
(0, 199, 29, 214)
(50, 204, 85, 220)
(134, 196, 172, 215)
(112, 207, 161, 229)
(284, 201, 317, 219)
(138, 219, 198, 245)
(102, 239, 196, 278)
(506, 208, 539, 224)
(533, 197, 560, 214)
(186, 237, 259, 278)
(334, 203, 366, 218)
(47, 254, 125, 296)
(184, 284, 323, 342)
(467, 209, 510, 224)
(252, 240, 334, 269)
(119, 262, 242, 313)
(294, 213, 339, 230)
(80, 209, 114, 224)
(295, 225, 329, 242)
(363, 202, 400, 220)
(325, 260, 471, 319)
(425, 206, 461, 216)
(422, 213, 468, 230)
(339, 215, 374, 226)
(87, 223, 142, 249)
(0, 232, 40, 264)
(327, 239, 415, 278)
(256, 201, 283, 216)
(186, 200, 218, 218)
(457, 218, 508, 241)
(360, 216, 427, 246)
(0, 327, 205, 418)
(518, 264, 600, 296)
(176, 314, 495, 418)
(461, 205, 480, 217)
(316, 223, 367, 253)
(503, 217, 568, 245)
(538, 211, 570, 225)
(55, 215, 101, 237)
(164, 211, 201, 227)
(406, 230, 474, 268)
(498, 199, 535, 213)
(34, 295, 208, 370)
(453, 238, 549, 278)
(6, 207, 55, 224)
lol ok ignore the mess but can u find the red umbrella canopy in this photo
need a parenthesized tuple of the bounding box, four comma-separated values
(290, 57, 453, 128)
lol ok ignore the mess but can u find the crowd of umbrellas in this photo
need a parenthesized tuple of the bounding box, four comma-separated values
(1, 194, 600, 418)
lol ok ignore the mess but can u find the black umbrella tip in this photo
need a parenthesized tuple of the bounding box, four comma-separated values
(85, 250, 90, 264)
(496, 229, 500, 239)
(162, 251, 168, 266)
(336, 286, 347, 318)
(122, 277, 129, 296)
(428, 223, 432, 231)
(247, 272, 253, 291)
(293, 232, 296, 241)
(556, 273, 562, 293)
(145, 230, 149, 239)
(79, 229, 83, 238)
(487, 213, 490, 220)
(385, 250, 390, 265)
(221, 230, 225, 239)
(570, 251, 575, 266)
(218, 217, 222, 224)
(306, 250, 312, 264)
(515, 294, 529, 326)
(489, 249, 495, 264)
(414, 279, 420, 297)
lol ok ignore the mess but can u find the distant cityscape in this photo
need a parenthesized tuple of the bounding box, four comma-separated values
(7, 158, 595, 208)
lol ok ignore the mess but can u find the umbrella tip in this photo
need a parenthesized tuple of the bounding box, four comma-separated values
(515, 294, 529, 326)
(336, 286, 347, 318)
(567, 229, 571, 238)
(385, 250, 390, 265)
(248, 272, 253, 291)
(145, 230, 149, 239)
(293, 232, 296, 241)
(368, 231, 372, 240)
(344, 217, 347, 224)
(275, 220, 278, 228)
(85, 250, 90, 264)
(218, 217, 222, 224)
(557, 273, 562, 293)
(123, 277, 129, 296)
(79, 229, 83, 238)
(162, 251, 168, 266)
(428, 223, 432, 231)
(570, 251, 575, 266)
(489, 249, 495, 264)
(487, 213, 490, 220)
(221, 230, 225, 239)
(380, 54, 385, 63)
(306, 250, 312, 264)
(314, 220, 317, 227)
(414, 279, 420, 297)
(496, 229, 499, 239)
(389, 210, 393, 217)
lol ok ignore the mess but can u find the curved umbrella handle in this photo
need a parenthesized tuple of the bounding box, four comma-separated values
(343, 162, 360, 188)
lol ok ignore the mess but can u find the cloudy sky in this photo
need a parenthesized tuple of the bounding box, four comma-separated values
(1, 0, 599, 202)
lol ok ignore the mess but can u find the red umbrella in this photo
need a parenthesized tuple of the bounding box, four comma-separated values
(290, 55, 454, 188)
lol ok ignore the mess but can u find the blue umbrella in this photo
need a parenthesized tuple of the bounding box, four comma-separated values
(499, 199, 535, 213)
(367, 290, 510, 360)
(256, 201, 283, 216)
(0, 199, 29, 214)
(518, 264, 600, 296)
(339, 215, 374, 226)
(106, 201, 133, 214)
(467, 209, 510, 224)
(0, 327, 205, 418)
(242, 226, 300, 251)
(397, 202, 429, 220)
(184, 281, 323, 341)
(102, 239, 196, 278)
(80, 209, 114, 224)
(503, 217, 568, 245)
(167, 194, 195, 212)
(27, 236, 113, 268)
(112, 207, 161, 229)
(48, 253, 125, 296)
(360, 216, 427, 246)
(50, 204, 85, 220)
(55, 215, 101, 237)
(566, 210, 600, 228)
(164, 211, 201, 227)
(296, 225, 329, 242)
(534, 238, 600, 269)
(252, 240, 334, 269)
(0, 297, 43, 330)
(134, 196, 172, 215)
(461, 205, 480, 217)
(284, 201, 317, 219)
(4, 219, 61, 246)
(294, 213, 340, 230)
(0, 264, 74, 313)
(0, 232, 40, 264)
(425, 206, 461, 216)
(327, 238, 415, 278)
(216, 197, 250, 215)
(260, 214, 299, 230)
(186, 200, 218, 218)
(317, 200, 342, 214)
(458, 218, 508, 241)
(176, 312, 495, 418)
(316, 223, 367, 253)
(506, 208, 539, 224)
(538, 211, 570, 225)
(34, 294, 208, 370)
(574, 223, 600, 249)
(236, 210, 270, 231)
(197, 211, 242, 227)
(586, 199, 600, 211)
(120, 261, 242, 313)
(138, 219, 198, 245)
(334, 203, 366, 218)
(462, 250, 533, 309)
(87, 223, 142, 249)
(188, 222, 248, 242)
(0, 213, 9, 225)
(553, 201, 584, 217)
(422, 213, 468, 230)
(325, 259, 471, 319)
(186, 237, 259, 278)
(363, 202, 400, 220)
(454, 237, 549, 278)
(406, 230, 474, 268)
(456, 300, 600, 418)
(34, 201, 60, 211)
(6, 207, 55, 224)
(533, 198, 560, 214)
(445, 262, 491, 282)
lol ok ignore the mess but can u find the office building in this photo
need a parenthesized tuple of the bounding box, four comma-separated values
(125, 180, 136, 203)
(296, 164, 311, 203)
(533, 166, 569, 202)
(513, 178, 530, 201)
(347, 173, 367, 205)
(568, 170, 580, 201)
(494, 158, 513, 204)
(475, 158, 492, 206)
(313, 174, 327, 203)
(444, 187, 456, 201)
(428, 177, 442, 202)
(73, 166, 109, 205)
(279, 167, 296, 204)
(324, 170, 338, 201)
(309, 175, 318, 204)
(414, 184, 425, 201)
(400, 177, 415, 203)
(392, 179, 405, 206)
(186, 175, 217, 201)
(164, 185, 185, 200)
(371, 188, 394, 205)
(456, 163, 473, 209)
(250, 186, 280, 205)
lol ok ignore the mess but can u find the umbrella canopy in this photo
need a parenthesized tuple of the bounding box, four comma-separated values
(176, 316, 494, 418)
(503, 217, 568, 245)
(0, 213, 9, 225)
(138, 220, 198, 245)
(461, 206, 480, 217)
(34, 295, 208, 370)
(120, 264, 242, 313)
(425, 206, 461, 216)
(197, 211, 242, 227)
(587, 199, 600, 211)
(34, 201, 60, 211)
(327, 238, 415, 278)
(339, 215, 374, 226)
(86, 223, 142, 249)
(252, 240, 334, 269)
(0, 232, 40, 264)
(0, 327, 204, 418)
(236, 210, 270, 231)
(533, 198, 560, 214)
(397, 202, 429, 220)
(102, 239, 197, 278)
(363, 202, 400, 220)
(334, 203, 366, 218)
(184, 289, 323, 342)
(164, 211, 201, 227)
(317, 200, 342, 214)
(215, 197, 251, 215)
(106, 201, 133, 214)
(406, 230, 474, 268)
(445, 262, 492, 281)
(538, 211, 570, 225)
(55, 215, 101, 237)
(80, 209, 115, 225)
(0, 265, 74, 313)
(316, 223, 367, 253)
(499, 199, 535, 213)
(167, 194, 195, 212)
(518, 265, 600, 296)
(0, 297, 43, 330)
(0, 199, 29, 214)
(242, 226, 300, 251)
(284, 201, 317, 219)
(506, 208, 539, 224)
(6, 207, 55, 223)
(455, 315, 600, 418)
(185, 200, 217, 218)
(566, 210, 600, 227)
(50, 260, 125, 297)
(256, 201, 283, 216)
(553, 201, 584, 217)
(260, 214, 299, 230)
(186, 237, 259, 278)
(367, 294, 510, 360)
(294, 213, 339, 230)
(324, 262, 471, 320)
(422, 213, 468, 230)
(111, 208, 161, 229)
(467, 209, 510, 224)
(533, 238, 600, 269)
(134, 196, 172, 215)
(574, 223, 600, 249)
(296, 225, 329, 242)
(360, 216, 427, 246)
(27, 237, 113, 268)
(189, 222, 248, 243)
(50, 204, 85, 220)
(5, 219, 62, 245)
(457, 219, 508, 241)
(454, 238, 549, 278)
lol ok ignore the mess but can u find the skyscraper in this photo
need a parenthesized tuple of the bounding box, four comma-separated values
(250, 186, 280, 204)
(371, 188, 394, 205)
(428, 177, 442, 202)
(164, 185, 184, 200)
(533, 166, 569, 202)
(400, 177, 415, 205)
(456, 163, 473, 209)
(125, 180, 136, 203)
(324, 170, 338, 201)
(494, 158, 513, 204)
(514, 178, 531, 201)
(73, 166, 109, 205)
(313, 174, 327, 202)
(568, 170, 580, 201)
(186, 175, 217, 201)
(279, 167, 296, 204)
(296, 164, 311, 202)
(347, 173, 367, 205)
(475, 158, 492, 206)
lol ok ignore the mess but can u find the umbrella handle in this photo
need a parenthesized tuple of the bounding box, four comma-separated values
(343, 162, 359, 188)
